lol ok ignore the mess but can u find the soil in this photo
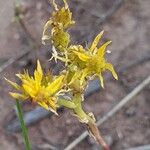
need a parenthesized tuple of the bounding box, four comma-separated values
(0, 0, 150, 150)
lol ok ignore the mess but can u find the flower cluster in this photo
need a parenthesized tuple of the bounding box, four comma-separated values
(42, 1, 118, 91)
(6, 0, 118, 114)
(69, 31, 118, 88)
(6, 1, 118, 149)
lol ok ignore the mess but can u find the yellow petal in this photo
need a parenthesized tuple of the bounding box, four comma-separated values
(99, 73, 104, 88)
(46, 75, 64, 95)
(80, 68, 90, 85)
(37, 60, 43, 74)
(38, 101, 49, 110)
(69, 45, 84, 52)
(39, 98, 58, 115)
(89, 31, 104, 53)
(9, 92, 28, 100)
(105, 63, 118, 80)
(5, 78, 21, 90)
(16, 71, 33, 83)
(22, 84, 36, 98)
(34, 60, 43, 83)
(73, 51, 90, 62)
(97, 41, 112, 57)
(48, 99, 58, 115)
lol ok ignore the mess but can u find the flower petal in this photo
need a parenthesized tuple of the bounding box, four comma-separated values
(99, 73, 104, 88)
(9, 92, 28, 100)
(34, 60, 43, 83)
(46, 75, 65, 95)
(38, 101, 49, 110)
(105, 63, 118, 80)
(80, 68, 90, 85)
(73, 51, 90, 62)
(37, 97, 58, 115)
(5, 78, 21, 90)
(89, 31, 104, 53)
(97, 41, 112, 57)
(47, 98, 58, 115)
(22, 84, 36, 98)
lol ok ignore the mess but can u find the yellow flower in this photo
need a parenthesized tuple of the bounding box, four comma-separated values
(68, 31, 118, 88)
(5, 60, 65, 114)
(42, 0, 74, 46)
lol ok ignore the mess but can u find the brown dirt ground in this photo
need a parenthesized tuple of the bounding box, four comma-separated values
(0, 0, 150, 150)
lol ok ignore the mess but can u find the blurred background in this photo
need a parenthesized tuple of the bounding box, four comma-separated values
(0, 0, 150, 149)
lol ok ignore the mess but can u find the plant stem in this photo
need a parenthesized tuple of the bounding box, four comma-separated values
(73, 94, 91, 122)
(57, 99, 76, 109)
(87, 121, 110, 150)
(72, 94, 109, 150)
(16, 100, 31, 150)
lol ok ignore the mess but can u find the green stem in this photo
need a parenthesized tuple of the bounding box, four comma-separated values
(16, 100, 31, 150)
(72, 94, 109, 150)
(57, 99, 76, 109)
(73, 93, 94, 123)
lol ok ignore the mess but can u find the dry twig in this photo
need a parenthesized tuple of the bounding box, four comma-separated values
(32, 143, 58, 150)
(125, 145, 150, 150)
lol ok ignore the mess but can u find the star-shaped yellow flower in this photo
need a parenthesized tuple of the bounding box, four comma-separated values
(5, 60, 65, 114)
(68, 31, 118, 88)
